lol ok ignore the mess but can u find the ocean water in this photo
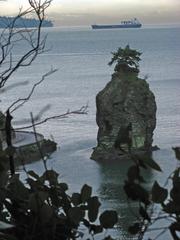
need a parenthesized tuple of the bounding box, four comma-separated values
(1, 26, 180, 239)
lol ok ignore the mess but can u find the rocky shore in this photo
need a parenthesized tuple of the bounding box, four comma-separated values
(0, 129, 57, 168)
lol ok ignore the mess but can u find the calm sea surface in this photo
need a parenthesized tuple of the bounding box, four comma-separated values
(1, 26, 180, 239)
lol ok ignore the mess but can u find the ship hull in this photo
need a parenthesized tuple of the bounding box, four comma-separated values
(91, 24, 142, 29)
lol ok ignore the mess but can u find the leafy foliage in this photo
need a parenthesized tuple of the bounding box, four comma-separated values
(124, 149, 180, 240)
(99, 211, 118, 229)
(0, 169, 118, 240)
(151, 181, 168, 204)
(108, 45, 142, 73)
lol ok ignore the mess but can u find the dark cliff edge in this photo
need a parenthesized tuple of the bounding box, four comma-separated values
(15, 137, 57, 165)
(0, 129, 57, 168)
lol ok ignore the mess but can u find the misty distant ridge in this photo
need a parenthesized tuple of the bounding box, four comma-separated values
(0, 16, 53, 28)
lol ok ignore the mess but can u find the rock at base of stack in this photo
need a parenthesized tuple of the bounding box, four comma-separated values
(91, 70, 156, 161)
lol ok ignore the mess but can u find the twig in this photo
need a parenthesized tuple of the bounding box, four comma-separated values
(13, 105, 88, 131)
(9, 68, 57, 113)
(30, 112, 47, 171)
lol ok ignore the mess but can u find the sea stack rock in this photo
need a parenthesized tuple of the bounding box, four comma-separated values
(91, 45, 156, 161)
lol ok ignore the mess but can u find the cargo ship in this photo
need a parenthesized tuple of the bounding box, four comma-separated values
(91, 18, 142, 29)
(0, 16, 53, 28)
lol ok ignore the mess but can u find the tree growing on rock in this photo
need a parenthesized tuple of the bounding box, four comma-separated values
(108, 45, 142, 73)
(92, 45, 156, 161)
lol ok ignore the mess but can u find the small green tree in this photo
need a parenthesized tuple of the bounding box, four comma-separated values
(108, 45, 142, 73)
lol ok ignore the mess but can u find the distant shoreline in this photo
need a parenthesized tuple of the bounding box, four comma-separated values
(0, 16, 53, 28)
(37, 23, 180, 32)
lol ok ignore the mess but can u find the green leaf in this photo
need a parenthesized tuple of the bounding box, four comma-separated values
(170, 182, 180, 204)
(27, 170, 40, 180)
(68, 207, 85, 225)
(152, 181, 168, 204)
(128, 222, 141, 235)
(104, 236, 116, 240)
(59, 183, 68, 192)
(163, 201, 180, 214)
(172, 169, 180, 184)
(48, 188, 60, 207)
(41, 170, 59, 185)
(83, 219, 90, 228)
(29, 192, 48, 213)
(71, 193, 81, 206)
(87, 197, 101, 222)
(143, 156, 162, 172)
(173, 147, 180, 161)
(26, 178, 42, 190)
(81, 184, 92, 203)
(8, 175, 29, 200)
(89, 225, 103, 235)
(99, 210, 118, 229)
(124, 181, 150, 205)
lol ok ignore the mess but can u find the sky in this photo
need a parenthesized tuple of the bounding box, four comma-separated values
(0, 0, 180, 26)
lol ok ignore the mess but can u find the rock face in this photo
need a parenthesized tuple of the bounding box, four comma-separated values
(91, 70, 157, 161)
(15, 138, 57, 164)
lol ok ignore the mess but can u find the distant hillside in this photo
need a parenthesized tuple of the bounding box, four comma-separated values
(0, 16, 53, 28)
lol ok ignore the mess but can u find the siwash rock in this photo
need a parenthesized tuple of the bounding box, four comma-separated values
(91, 47, 157, 161)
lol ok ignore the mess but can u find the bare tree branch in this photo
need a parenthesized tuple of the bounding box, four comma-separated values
(9, 68, 57, 113)
(14, 105, 89, 131)
(0, 0, 53, 88)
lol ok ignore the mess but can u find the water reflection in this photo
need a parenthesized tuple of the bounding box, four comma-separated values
(97, 150, 177, 239)
(97, 159, 140, 238)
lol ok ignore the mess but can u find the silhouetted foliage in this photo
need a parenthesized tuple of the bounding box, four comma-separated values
(108, 45, 142, 73)
(124, 149, 180, 240)
(0, 169, 118, 240)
